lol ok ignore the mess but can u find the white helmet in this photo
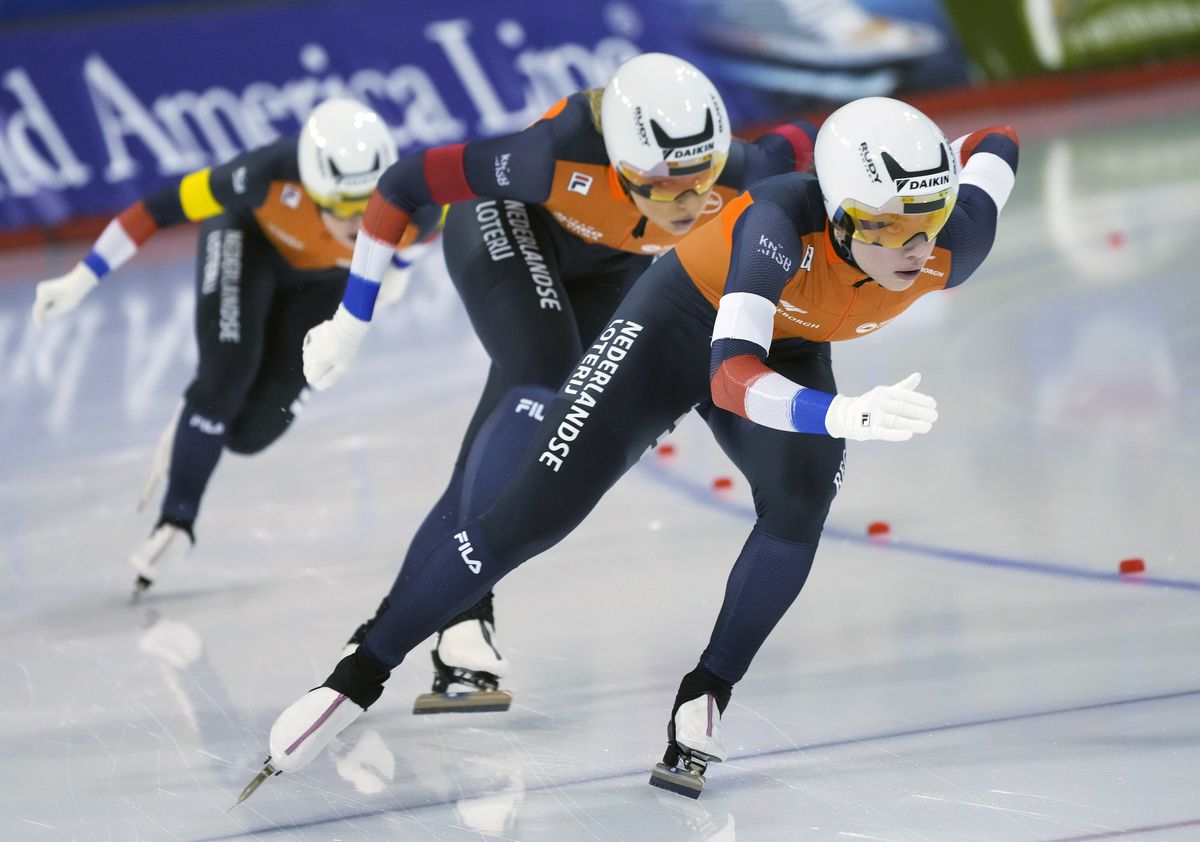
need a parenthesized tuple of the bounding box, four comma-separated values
(814, 96, 957, 248)
(298, 97, 397, 217)
(601, 53, 731, 201)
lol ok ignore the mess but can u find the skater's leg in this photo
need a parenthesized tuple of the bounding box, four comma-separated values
(444, 199, 584, 521)
(377, 201, 592, 707)
(355, 259, 715, 673)
(653, 343, 844, 796)
(225, 277, 343, 455)
(132, 219, 275, 587)
(696, 343, 843, 683)
(263, 255, 715, 776)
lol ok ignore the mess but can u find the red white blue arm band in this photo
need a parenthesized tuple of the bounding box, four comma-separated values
(82, 201, 161, 279)
(709, 293, 834, 434)
(952, 127, 1019, 212)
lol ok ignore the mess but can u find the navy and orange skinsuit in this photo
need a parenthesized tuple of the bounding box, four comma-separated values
(331, 89, 818, 643)
(339, 90, 817, 319)
(323, 126, 1020, 716)
(80, 139, 436, 531)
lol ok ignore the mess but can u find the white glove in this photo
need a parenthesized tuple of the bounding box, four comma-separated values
(31, 262, 99, 327)
(825, 372, 938, 442)
(302, 304, 370, 390)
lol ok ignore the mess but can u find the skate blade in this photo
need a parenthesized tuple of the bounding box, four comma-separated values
(649, 762, 705, 799)
(412, 689, 512, 715)
(130, 576, 153, 604)
(230, 761, 278, 809)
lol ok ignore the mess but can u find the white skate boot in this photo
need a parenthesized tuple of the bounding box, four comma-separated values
(649, 668, 732, 798)
(234, 650, 389, 807)
(138, 401, 183, 512)
(413, 592, 512, 714)
(129, 519, 193, 598)
(234, 687, 365, 806)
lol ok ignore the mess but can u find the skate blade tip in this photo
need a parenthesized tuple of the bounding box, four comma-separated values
(230, 762, 278, 809)
(129, 576, 153, 603)
(412, 689, 513, 715)
(649, 763, 704, 799)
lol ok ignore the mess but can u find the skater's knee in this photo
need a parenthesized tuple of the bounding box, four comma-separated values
(227, 410, 293, 454)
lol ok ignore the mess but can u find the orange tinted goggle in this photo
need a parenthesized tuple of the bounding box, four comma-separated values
(312, 193, 371, 220)
(841, 191, 956, 248)
(616, 153, 727, 202)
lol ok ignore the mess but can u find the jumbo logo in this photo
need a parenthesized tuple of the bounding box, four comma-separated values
(702, 191, 723, 214)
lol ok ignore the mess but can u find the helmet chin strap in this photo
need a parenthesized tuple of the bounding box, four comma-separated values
(829, 219, 862, 270)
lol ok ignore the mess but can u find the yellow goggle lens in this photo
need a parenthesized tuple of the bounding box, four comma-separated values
(843, 193, 956, 248)
(617, 153, 727, 202)
(313, 194, 371, 220)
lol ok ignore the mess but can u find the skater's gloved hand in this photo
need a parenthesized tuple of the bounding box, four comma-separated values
(824, 372, 938, 442)
(31, 262, 99, 327)
(303, 304, 369, 390)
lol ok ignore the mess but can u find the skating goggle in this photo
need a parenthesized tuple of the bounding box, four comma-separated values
(616, 152, 727, 202)
(837, 189, 956, 249)
(311, 193, 372, 220)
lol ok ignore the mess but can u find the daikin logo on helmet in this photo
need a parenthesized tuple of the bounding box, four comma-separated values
(894, 173, 950, 192)
(883, 146, 952, 194)
(653, 112, 715, 161)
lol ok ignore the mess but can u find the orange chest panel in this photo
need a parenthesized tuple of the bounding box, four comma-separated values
(770, 239, 951, 341)
(678, 208, 952, 343)
(252, 181, 353, 271)
(540, 162, 739, 255)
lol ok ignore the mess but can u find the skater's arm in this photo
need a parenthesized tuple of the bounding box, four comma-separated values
(708, 200, 835, 433)
(707, 200, 937, 441)
(31, 142, 285, 327)
(342, 119, 558, 324)
(943, 126, 1020, 288)
(745, 119, 818, 178)
(84, 142, 285, 280)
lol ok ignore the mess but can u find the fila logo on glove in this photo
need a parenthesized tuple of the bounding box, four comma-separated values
(454, 531, 482, 574)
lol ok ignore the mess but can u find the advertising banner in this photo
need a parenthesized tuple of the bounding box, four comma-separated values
(0, 0, 975, 233)
(0, 1, 655, 231)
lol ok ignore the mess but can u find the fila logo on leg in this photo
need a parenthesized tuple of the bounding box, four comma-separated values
(454, 531, 482, 574)
(515, 398, 545, 420)
(859, 413, 871, 427)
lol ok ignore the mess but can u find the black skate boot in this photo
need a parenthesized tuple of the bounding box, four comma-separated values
(649, 666, 733, 799)
(413, 592, 512, 714)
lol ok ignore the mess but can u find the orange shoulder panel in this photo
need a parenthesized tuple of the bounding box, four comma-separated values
(720, 192, 754, 249)
(539, 98, 569, 122)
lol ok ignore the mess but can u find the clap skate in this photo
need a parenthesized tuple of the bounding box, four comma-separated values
(234, 650, 389, 807)
(234, 686, 364, 807)
(129, 518, 194, 599)
(649, 668, 732, 799)
(413, 593, 512, 714)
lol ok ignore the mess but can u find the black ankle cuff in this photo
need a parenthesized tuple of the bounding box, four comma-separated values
(672, 664, 733, 717)
(323, 648, 391, 709)
(156, 515, 195, 543)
